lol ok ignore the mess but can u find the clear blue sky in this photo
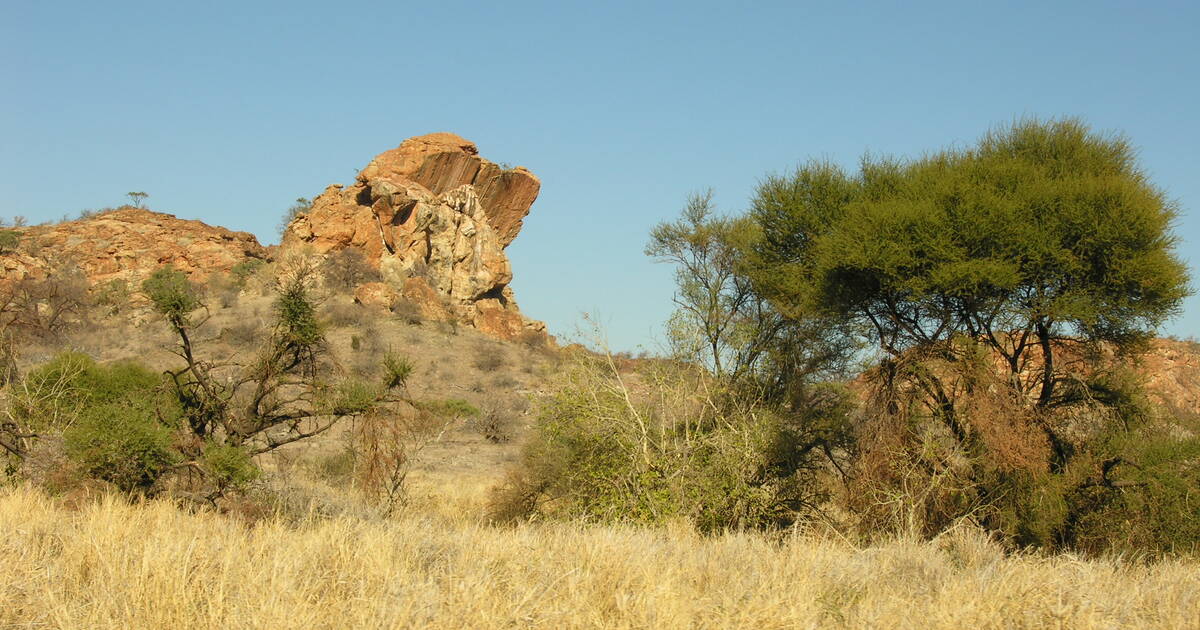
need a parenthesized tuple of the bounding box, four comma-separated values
(4, 1, 1198, 351)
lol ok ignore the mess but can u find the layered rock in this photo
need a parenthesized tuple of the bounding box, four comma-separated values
(282, 132, 546, 340)
(0, 208, 268, 286)
(355, 132, 540, 246)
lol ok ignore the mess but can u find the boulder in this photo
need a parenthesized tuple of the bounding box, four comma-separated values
(353, 282, 400, 310)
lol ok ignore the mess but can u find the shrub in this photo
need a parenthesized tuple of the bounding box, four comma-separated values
(202, 442, 260, 491)
(381, 352, 414, 391)
(92, 279, 132, 316)
(493, 354, 846, 531)
(64, 401, 178, 493)
(11, 354, 184, 493)
(0, 230, 19, 254)
(473, 347, 505, 372)
(845, 356, 1200, 555)
(322, 301, 361, 328)
(469, 403, 514, 443)
(220, 319, 264, 346)
(320, 249, 380, 293)
(392, 298, 423, 326)
(1, 274, 91, 342)
(327, 380, 382, 415)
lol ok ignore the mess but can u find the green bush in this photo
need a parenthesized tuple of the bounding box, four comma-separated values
(14, 353, 169, 432)
(10, 353, 181, 493)
(381, 352, 414, 391)
(275, 277, 323, 346)
(416, 398, 479, 419)
(142, 266, 202, 327)
(494, 356, 844, 531)
(64, 401, 178, 492)
(202, 442, 260, 491)
(0, 230, 19, 254)
(1059, 418, 1200, 556)
(327, 380, 382, 415)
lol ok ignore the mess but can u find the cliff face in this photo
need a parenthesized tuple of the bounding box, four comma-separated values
(281, 132, 546, 340)
(0, 208, 268, 285)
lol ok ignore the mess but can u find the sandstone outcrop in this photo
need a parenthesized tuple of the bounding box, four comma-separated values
(1, 208, 268, 286)
(282, 133, 546, 340)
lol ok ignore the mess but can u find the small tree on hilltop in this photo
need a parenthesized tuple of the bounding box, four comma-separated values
(126, 192, 148, 208)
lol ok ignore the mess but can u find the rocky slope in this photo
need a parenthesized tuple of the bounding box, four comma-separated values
(280, 132, 546, 340)
(0, 208, 268, 285)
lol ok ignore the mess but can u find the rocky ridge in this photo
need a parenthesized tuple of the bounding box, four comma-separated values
(0, 208, 268, 285)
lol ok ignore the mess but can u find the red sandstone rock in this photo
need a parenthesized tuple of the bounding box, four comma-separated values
(355, 133, 540, 246)
(353, 282, 400, 310)
(282, 133, 546, 341)
(0, 208, 268, 286)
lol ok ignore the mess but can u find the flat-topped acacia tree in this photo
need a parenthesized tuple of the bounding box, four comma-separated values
(747, 118, 1190, 463)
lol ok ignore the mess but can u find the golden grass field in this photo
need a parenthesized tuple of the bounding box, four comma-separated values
(2, 483, 1198, 630)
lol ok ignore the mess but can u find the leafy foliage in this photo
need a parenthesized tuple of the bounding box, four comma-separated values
(65, 401, 178, 493)
(494, 352, 852, 531)
(2, 353, 181, 493)
(748, 118, 1189, 408)
(0, 230, 19, 254)
(646, 190, 856, 397)
(142, 267, 203, 330)
(201, 442, 260, 491)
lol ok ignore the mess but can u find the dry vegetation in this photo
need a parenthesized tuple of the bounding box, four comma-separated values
(2, 484, 1198, 629)
(3, 253, 1199, 627)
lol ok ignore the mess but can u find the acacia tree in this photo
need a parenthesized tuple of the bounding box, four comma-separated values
(646, 191, 855, 396)
(744, 119, 1193, 545)
(750, 119, 1188, 436)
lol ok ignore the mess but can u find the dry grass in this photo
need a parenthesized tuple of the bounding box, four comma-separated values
(1, 485, 1198, 629)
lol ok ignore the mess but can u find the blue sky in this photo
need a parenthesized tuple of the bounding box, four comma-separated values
(3, 1, 1198, 351)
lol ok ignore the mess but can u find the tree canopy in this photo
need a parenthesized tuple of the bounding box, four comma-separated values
(747, 118, 1190, 408)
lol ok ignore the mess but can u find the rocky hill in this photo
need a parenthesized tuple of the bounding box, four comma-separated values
(0, 133, 547, 341)
(0, 208, 268, 285)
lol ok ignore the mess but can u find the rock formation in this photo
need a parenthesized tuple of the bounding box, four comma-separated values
(281, 132, 546, 340)
(0, 208, 268, 286)
(0, 133, 547, 342)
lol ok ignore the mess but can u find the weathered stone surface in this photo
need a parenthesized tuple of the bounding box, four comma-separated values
(399, 277, 451, 322)
(473, 300, 529, 341)
(353, 282, 400, 310)
(282, 133, 546, 340)
(1141, 338, 1200, 417)
(355, 133, 540, 246)
(0, 208, 268, 286)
